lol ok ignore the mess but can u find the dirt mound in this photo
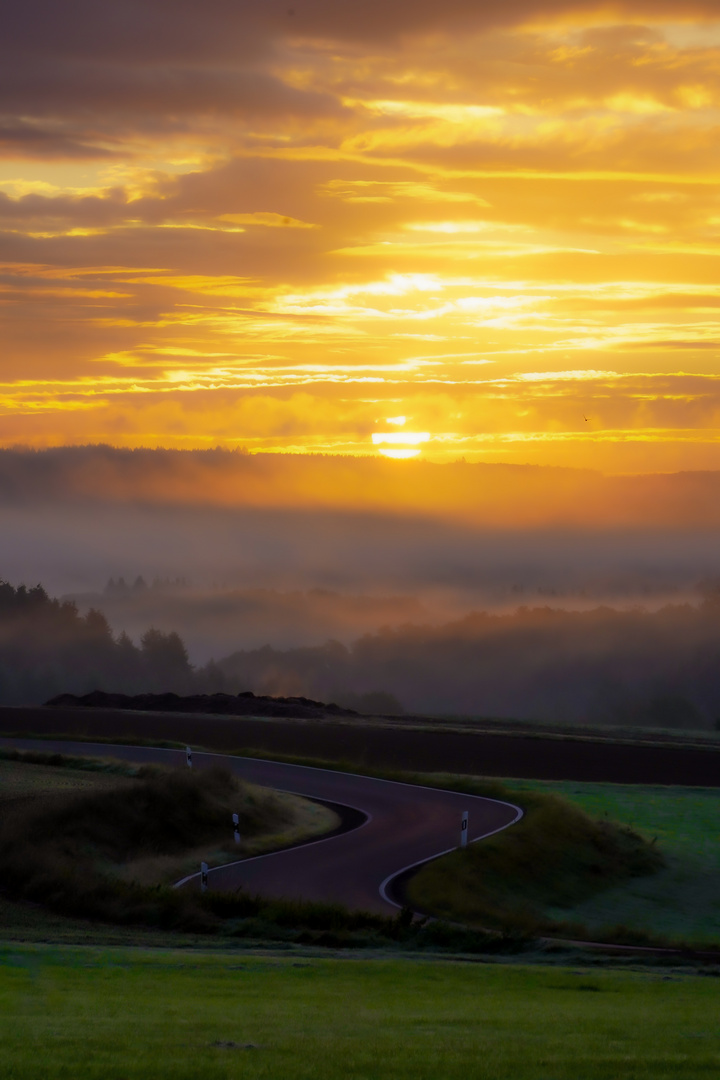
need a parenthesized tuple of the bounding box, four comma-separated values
(45, 689, 357, 720)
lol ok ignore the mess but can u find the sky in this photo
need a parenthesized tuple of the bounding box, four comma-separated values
(4, 1, 720, 470)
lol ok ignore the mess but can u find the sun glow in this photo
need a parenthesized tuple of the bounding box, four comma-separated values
(373, 430, 430, 459)
(378, 448, 422, 459)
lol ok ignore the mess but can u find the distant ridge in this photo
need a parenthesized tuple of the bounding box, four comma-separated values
(4, 444, 720, 528)
(46, 690, 358, 720)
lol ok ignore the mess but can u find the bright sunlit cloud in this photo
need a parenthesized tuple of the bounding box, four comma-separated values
(372, 433, 431, 446)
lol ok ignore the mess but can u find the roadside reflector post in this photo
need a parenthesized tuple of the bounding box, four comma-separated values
(232, 812, 240, 845)
(460, 810, 469, 848)
(200, 861, 208, 893)
(186, 746, 192, 769)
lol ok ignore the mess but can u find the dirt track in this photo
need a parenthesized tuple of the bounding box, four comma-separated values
(2, 705, 720, 785)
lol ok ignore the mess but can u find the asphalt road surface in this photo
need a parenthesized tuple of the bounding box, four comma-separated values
(0, 738, 522, 915)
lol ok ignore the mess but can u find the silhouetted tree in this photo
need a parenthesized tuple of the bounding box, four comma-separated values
(0, 578, 194, 704)
(140, 627, 192, 691)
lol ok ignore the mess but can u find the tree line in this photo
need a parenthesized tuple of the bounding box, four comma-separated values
(5, 574, 720, 728)
(0, 578, 401, 713)
(0, 580, 193, 705)
(213, 593, 720, 730)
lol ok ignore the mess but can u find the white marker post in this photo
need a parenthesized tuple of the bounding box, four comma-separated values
(200, 861, 208, 893)
(232, 812, 240, 845)
(460, 810, 469, 848)
(185, 746, 192, 769)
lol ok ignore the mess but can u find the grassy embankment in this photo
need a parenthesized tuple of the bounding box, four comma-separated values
(380, 770, 720, 947)
(406, 785, 664, 943)
(0, 751, 385, 945)
(0, 747, 338, 875)
(504, 779, 720, 944)
(1, 943, 719, 1080)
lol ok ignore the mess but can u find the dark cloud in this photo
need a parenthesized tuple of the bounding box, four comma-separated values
(0, 123, 117, 159)
(0, 190, 131, 224)
(4, 1, 717, 59)
(2, 1, 714, 138)
(0, 61, 342, 123)
(3, 445, 720, 529)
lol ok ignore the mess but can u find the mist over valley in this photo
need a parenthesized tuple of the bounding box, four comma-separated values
(1, 448, 720, 729)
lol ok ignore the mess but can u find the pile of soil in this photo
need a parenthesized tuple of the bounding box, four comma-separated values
(45, 690, 357, 720)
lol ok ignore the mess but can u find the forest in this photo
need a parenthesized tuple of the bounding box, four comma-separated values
(3, 575, 720, 730)
(213, 595, 720, 729)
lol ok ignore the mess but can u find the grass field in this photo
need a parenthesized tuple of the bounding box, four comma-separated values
(2, 745, 719, 1077)
(507, 779, 720, 944)
(0, 756, 135, 799)
(0, 943, 718, 1080)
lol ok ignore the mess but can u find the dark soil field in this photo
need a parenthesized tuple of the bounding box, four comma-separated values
(48, 690, 357, 720)
(2, 705, 720, 785)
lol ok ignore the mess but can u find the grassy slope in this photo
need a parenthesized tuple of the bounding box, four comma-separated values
(0, 755, 347, 939)
(508, 779, 720, 943)
(406, 787, 664, 941)
(0, 764, 283, 914)
(0, 752, 338, 877)
(402, 771, 720, 945)
(0, 758, 133, 799)
(1, 944, 718, 1080)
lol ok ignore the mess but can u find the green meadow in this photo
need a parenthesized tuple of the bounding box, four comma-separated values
(1, 944, 719, 1080)
(1, 748, 720, 1080)
(508, 779, 720, 944)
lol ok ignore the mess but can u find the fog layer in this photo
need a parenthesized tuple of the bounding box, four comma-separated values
(215, 598, 720, 729)
(1, 447, 720, 725)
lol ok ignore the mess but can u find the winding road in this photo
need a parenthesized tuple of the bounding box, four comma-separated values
(0, 737, 522, 914)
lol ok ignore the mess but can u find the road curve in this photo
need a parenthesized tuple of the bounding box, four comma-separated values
(0, 738, 522, 915)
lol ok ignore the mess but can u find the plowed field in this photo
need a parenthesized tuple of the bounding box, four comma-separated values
(2, 705, 719, 785)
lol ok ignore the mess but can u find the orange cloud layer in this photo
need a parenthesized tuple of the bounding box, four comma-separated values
(3, 2, 720, 471)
